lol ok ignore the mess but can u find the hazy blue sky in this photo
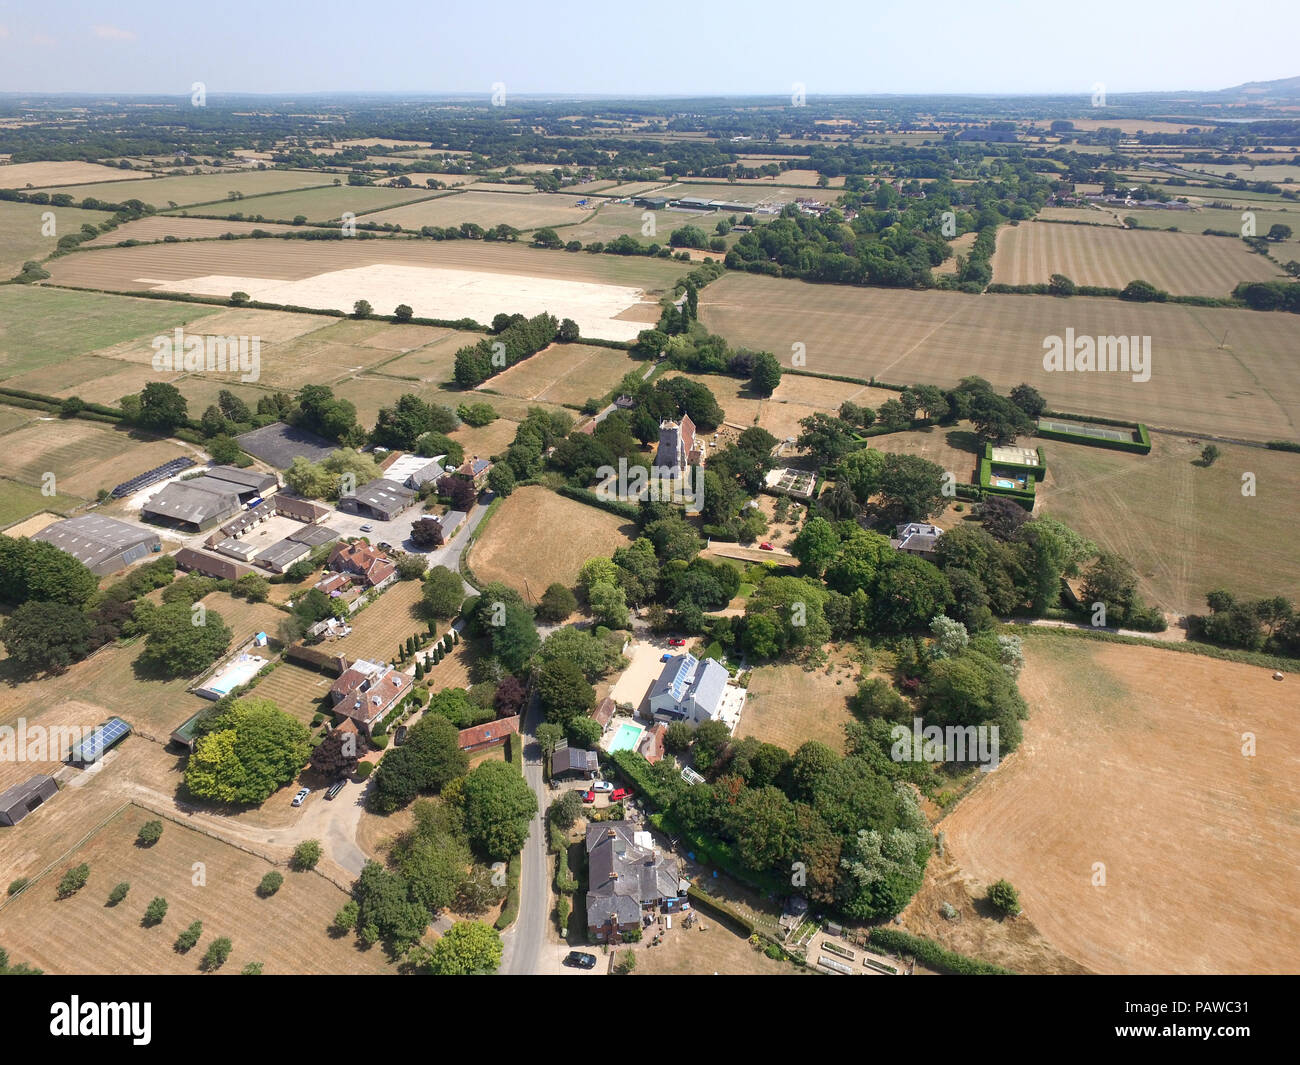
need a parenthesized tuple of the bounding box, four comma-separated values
(1, 0, 1297, 96)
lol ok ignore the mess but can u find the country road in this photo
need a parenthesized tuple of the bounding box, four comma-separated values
(499, 694, 551, 974)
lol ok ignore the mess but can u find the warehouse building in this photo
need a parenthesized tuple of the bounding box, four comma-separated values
(141, 479, 242, 532)
(32, 515, 161, 576)
(0, 774, 58, 826)
(201, 465, 280, 502)
(342, 478, 416, 522)
(254, 538, 312, 573)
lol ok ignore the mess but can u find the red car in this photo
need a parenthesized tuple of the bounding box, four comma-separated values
(582, 789, 596, 804)
(759, 542, 774, 551)
(668, 637, 686, 646)
(610, 788, 632, 802)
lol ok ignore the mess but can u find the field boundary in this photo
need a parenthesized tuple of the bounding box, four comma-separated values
(0, 801, 132, 913)
(1006, 622, 1300, 673)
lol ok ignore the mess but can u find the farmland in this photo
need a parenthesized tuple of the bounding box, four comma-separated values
(85, 216, 310, 246)
(0, 804, 393, 975)
(467, 486, 635, 596)
(44, 169, 333, 209)
(990, 220, 1285, 296)
(485, 343, 639, 406)
(0, 160, 145, 188)
(168, 184, 438, 223)
(0, 476, 82, 530)
(363, 190, 595, 231)
(699, 273, 1300, 441)
(942, 632, 1300, 975)
(0, 200, 112, 279)
(1036, 433, 1300, 615)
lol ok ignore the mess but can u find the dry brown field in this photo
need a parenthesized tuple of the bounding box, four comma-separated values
(364, 191, 594, 231)
(699, 273, 1300, 441)
(0, 419, 194, 499)
(0, 160, 144, 188)
(991, 220, 1286, 296)
(0, 201, 112, 279)
(736, 651, 860, 753)
(325, 580, 434, 664)
(468, 486, 635, 596)
(0, 804, 394, 975)
(485, 343, 637, 406)
(84, 216, 307, 246)
(45, 169, 331, 208)
(942, 632, 1300, 975)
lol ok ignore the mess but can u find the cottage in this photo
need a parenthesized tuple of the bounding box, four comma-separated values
(586, 822, 682, 942)
(552, 746, 599, 779)
(457, 715, 520, 752)
(327, 541, 396, 587)
(890, 522, 944, 560)
(648, 652, 745, 730)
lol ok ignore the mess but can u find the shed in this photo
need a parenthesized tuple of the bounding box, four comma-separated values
(0, 774, 58, 826)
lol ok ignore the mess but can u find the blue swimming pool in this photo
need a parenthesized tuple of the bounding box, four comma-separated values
(609, 722, 645, 753)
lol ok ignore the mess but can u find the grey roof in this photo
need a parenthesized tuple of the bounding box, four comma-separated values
(142, 479, 240, 525)
(349, 478, 416, 514)
(690, 658, 729, 716)
(650, 653, 728, 716)
(33, 515, 158, 571)
(0, 774, 57, 812)
(286, 524, 340, 548)
(254, 538, 311, 569)
(203, 465, 279, 493)
(553, 747, 598, 774)
(586, 822, 679, 928)
(219, 499, 275, 537)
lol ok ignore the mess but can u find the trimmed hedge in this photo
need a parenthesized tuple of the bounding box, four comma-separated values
(977, 456, 1036, 510)
(1266, 440, 1300, 453)
(557, 484, 640, 521)
(867, 928, 1014, 975)
(494, 854, 522, 930)
(1035, 417, 1152, 455)
(685, 882, 756, 934)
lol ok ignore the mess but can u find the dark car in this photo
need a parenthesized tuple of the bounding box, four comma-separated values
(563, 951, 598, 970)
(394, 725, 409, 746)
(325, 780, 346, 801)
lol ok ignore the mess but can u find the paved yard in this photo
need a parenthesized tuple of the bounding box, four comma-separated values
(608, 635, 681, 713)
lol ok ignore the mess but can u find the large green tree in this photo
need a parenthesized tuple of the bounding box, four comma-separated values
(462, 760, 538, 860)
(183, 697, 311, 805)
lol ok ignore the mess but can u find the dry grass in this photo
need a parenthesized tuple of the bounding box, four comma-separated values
(699, 273, 1300, 441)
(486, 343, 638, 406)
(325, 580, 432, 664)
(991, 221, 1285, 296)
(363, 191, 594, 231)
(737, 650, 861, 753)
(0, 161, 143, 188)
(247, 662, 334, 726)
(941, 632, 1300, 975)
(468, 485, 635, 596)
(46, 169, 332, 209)
(0, 804, 394, 975)
(84, 216, 306, 246)
(0, 419, 193, 499)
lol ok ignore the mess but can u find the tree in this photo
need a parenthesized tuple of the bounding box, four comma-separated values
(749, 351, 782, 397)
(876, 453, 949, 523)
(988, 878, 1020, 915)
(532, 626, 624, 681)
(1008, 384, 1046, 417)
(1082, 551, 1141, 625)
(230, 290, 250, 306)
(422, 566, 465, 619)
(0, 601, 93, 675)
(1266, 223, 1293, 242)
(1200, 444, 1221, 467)
(137, 821, 163, 847)
(462, 760, 538, 860)
(57, 864, 90, 899)
(567, 715, 602, 749)
(537, 582, 578, 622)
(411, 516, 445, 547)
(1047, 273, 1075, 297)
(258, 871, 284, 897)
(487, 462, 515, 497)
(732, 786, 798, 872)
(790, 516, 840, 576)
(536, 722, 564, 761)
(137, 600, 233, 678)
(174, 921, 203, 953)
(183, 697, 311, 805)
(418, 920, 502, 975)
(291, 840, 322, 871)
(588, 581, 630, 628)
(394, 303, 414, 321)
(201, 936, 233, 971)
(0, 536, 98, 606)
(550, 788, 583, 829)
(241, 962, 264, 975)
(143, 897, 169, 926)
(692, 719, 731, 772)
(979, 496, 1030, 541)
(368, 715, 467, 813)
(557, 318, 580, 342)
(537, 658, 595, 727)
(137, 382, 189, 434)
(489, 602, 539, 674)
(332, 901, 359, 936)
(107, 881, 130, 906)
(353, 299, 373, 319)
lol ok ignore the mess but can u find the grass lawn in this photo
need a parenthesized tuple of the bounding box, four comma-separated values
(737, 648, 861, 753)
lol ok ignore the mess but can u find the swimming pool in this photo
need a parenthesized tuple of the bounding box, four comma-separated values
(609, 722, 645, 753)
(994, 478, 1017, 489)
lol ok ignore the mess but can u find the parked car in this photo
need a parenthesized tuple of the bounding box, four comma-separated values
(582, 789, 596, 804)
(591, 780, 615, 793)
(668, 637, 686, 646)
(360, 523, 374, 532)
(291, 787, 310, 807)
(563, 951, 598, 970)
(393, 725, 409, 746)
(759, 542, 774, 551)
(325, 780, 346, 801)
(378, 542, 393, 552)
(610, 788, 632, 802)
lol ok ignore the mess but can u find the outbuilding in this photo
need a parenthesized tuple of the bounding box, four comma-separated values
(0, 774, 58, 826)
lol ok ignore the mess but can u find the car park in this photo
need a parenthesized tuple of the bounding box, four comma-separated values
(291, 787, 310, 807)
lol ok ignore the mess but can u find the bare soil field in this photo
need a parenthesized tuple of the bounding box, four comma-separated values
(737, 651, 860, 753)
(1036, 433, 1300, 615)
(0, 419, 193, 499)
(0, 804, 394, 975)
(468, 486, 635, 596)
(486, 343, 637, 406)
(43, 239, 687, 344)
(364, 191, 594, 231)
(699, 273, 1300, 441)
(45, 169, 332, 209)
(0, 160, 145, 188)
(991, 220, 1285, 296)
(941, 632, 1300, 974)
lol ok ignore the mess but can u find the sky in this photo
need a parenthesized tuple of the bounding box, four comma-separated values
(1, 0, 1298, 97)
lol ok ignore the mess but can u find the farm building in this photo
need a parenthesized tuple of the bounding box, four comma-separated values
(343, 478, 416, 522)
(32, 515, 161, 576)
(215, 499, 275, 538)
(0, 774, 58, 826)
(552, 746, 599, 779)
(286, 524, 341, 549)
(272, 493, 332, 523)
(174, 547, 254, 581)
(382, 452, 446, 489)
(673, 196, 715, 210)
(458, 715, 520, 752)
(648, 652, 746, 730)
(141, 479, 241, 532)
(66, 717, 132, 766)
(586, 822, 682, 942)
(890, 523, 944, 559)
(327, 541, 396, 587)
(212, 537, 260, 563)
(633, 195, 669, 209)
(254, 538, 311, 573)
(201, 465, 279, 502)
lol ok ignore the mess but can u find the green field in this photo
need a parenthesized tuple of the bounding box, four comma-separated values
(44, 169, 332, 209)
(0, 287, 219, 381)
(0, 477, 82, 528)
(0, 201, 113, 280)
(167, 184, 446, 224)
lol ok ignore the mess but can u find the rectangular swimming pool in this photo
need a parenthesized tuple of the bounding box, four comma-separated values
(609, 721, 645, 753)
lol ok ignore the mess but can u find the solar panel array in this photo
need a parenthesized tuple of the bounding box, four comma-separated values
(111, 457, 196, 498)
(71, 718, 131, 762)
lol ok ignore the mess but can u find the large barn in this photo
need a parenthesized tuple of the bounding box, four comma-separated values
(33, 515, 161, 576)
(0, 774, 58, 826)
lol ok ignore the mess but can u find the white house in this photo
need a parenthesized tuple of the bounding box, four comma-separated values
(647, 653, 745, 731)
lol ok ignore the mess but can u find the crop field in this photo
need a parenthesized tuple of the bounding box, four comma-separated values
(991, 221, 1285, 296)
(1036, 207, 1123, 225)
(942, 632, 1300, 975)
(44, 169, 332, 209)
(601, 181, 673, 198)
(85, 216, 308, 246)
(0, 476, 82, 529)
(1129, 206, 1300, 253)
(468, 486, 635, 596)
(0, 804, 394, 975)
(0, 419, 193, 500)
(0, 160, 144, 188)
(736, 653, 860, 753)
(248, 662, 335, 725)
(367, 328, 483, 382)
(326, 579, 432, 664)
(652, 182, 841, 207)
(1036, 433, 1300, 615)
(0, 287, 219, 382)
(170, 184, 437, 224)
(0, 201, 112, 279)
(363, 190, 594, 231)
(485, 343, 638, 406)
(699, 273, 1300, 441)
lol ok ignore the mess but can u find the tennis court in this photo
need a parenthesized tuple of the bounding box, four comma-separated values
(1038, 420, 1135, 443)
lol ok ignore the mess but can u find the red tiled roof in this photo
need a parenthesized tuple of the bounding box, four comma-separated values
(458, 715, 520, 750)
(328, 541, 395, 586)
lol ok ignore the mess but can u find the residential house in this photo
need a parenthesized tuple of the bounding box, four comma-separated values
(586, 822, 682, 942)
(450, 457, 493, 490)
(327, 541, 396, 588)
(329, 659, 409, 735)
(890, 522, 944, 560)
(552, 746, 598, 780)
(457, 715, 520, 752)
(648, 652, 746, 731)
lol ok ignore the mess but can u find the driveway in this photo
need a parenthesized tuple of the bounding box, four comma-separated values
(609, 635, 678, 714)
